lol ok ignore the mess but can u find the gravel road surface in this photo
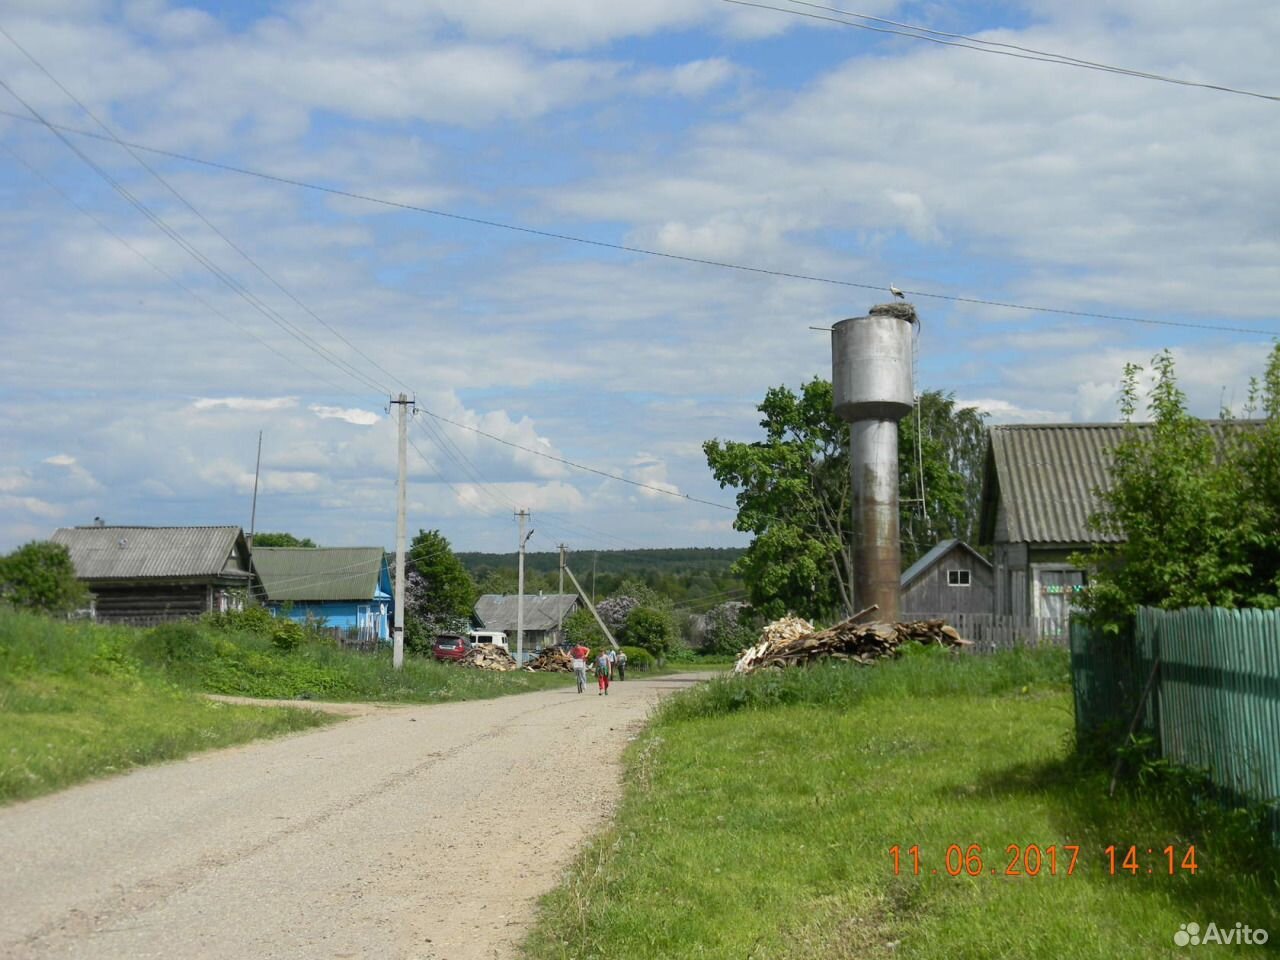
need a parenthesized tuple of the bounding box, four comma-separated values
(1, 673, 708, 960)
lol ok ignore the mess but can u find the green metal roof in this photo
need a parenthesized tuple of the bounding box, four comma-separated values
(252, 547, 387, 602)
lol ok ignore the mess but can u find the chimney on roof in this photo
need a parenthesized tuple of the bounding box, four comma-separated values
(93, 517, 105, 527)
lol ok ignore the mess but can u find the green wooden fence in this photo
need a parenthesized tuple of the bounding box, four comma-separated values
(1071, 607, 1280, 823)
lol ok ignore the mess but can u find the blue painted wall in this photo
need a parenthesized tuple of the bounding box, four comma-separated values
(269, 599, 390, 640)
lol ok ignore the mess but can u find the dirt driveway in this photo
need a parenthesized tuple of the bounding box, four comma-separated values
(0, 673, 710, 960)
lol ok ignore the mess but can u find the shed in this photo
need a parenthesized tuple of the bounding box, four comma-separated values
(50, 525, 257, 623)
(252, 547, 391, 643)
(899, 539, 994, 618)
(472, 593, 579, 649)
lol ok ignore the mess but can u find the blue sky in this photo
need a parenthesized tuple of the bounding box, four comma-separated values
(1, 0, 1277, 555)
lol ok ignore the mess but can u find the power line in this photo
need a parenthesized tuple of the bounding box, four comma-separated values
(420, 408, 738, 511)
(0, 142, 359, 399)
(725, 0, 1280, 103)
(0, 83, 391, 398)
(2, 109, 1274, 339)
(0, 23, 413, 399)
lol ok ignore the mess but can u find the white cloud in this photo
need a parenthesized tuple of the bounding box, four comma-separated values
(958, 397, 1072, 424)
(43, 453, 77, 466)
(192, 397, 299, 412)
(310, 405, 380, 426)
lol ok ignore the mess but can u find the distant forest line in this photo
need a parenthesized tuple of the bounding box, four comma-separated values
(456, 547, 747, 613)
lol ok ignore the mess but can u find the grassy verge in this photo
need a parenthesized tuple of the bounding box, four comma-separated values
(524, 647, 1279, 959)
(0, 610, 334, 805)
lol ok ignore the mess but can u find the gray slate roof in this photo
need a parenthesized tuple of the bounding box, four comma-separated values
(900, 539, 991, 588)
(979, 424, 1127, 546)
(253, 547, 388, 603)
(978, 421, 1258, 546)
(474, 594, 578, 632)
(51, 526, 251, 580)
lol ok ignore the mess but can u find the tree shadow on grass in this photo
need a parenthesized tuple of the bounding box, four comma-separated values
(941, 753, 1280, 927)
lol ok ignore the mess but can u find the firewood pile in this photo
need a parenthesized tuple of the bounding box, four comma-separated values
(459, 645, 518, 671)
(734, 611, 969, 673)
(524, 647, 576, 672)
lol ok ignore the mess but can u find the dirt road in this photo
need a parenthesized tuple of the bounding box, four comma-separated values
(0, 673, 708, 960)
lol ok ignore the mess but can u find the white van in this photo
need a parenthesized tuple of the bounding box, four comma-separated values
(467, 630, 510, 652)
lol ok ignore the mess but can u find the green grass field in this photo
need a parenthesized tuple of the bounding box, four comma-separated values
(524, 648, 1279, 959)
(0, 607, 578, 805)
(0, 611, 336, 805)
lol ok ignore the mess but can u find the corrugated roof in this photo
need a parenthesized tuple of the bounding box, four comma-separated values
(982, 423, 1128, 545)
(253, 547, 388, 602)
(50, 526, 250, 580)
(474, 594, 578, 631)
(900, 539, 991, 588)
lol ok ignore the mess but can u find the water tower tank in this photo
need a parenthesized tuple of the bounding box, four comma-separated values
(831, 304, 916, 423)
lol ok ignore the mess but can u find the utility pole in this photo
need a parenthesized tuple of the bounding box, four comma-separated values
(391, 394, 415, 670)
(248, 430, 262, 549)
(557, 543, 566, 642)
(516, 510, 533, 665)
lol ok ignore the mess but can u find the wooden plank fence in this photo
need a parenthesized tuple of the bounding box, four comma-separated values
(1072, 607, 1280, 840)
(910, 613, 1067, 653)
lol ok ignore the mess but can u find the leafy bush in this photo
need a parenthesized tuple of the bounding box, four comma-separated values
(270, 618, 306, 652)
(136, 621, 212, 665)
(701, 601, 758, 656)
(619, 645, 654, 671)
(0, 541, 90, 615)
(203, 605, 275, 636)
(624, 606, 678, 658)
(563, 607, 606, 647)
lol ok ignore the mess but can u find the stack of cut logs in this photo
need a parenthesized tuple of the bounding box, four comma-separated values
(734, 611, 969, 673)
(524, 647, 575, 672)
(459, 645, 518, 671)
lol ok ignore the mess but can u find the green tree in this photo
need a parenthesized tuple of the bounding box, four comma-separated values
(1077, 347, 1280, 633)
(624, 605, 677, 658)
(250, 532, 316, 548)
(0, 541, 90, 615)
(562, 606, 605, 648)
(898, 391, 989, 561)
(405, 529, 478, 630)
(476, 568, 519, 596)
(704, 379, 986, 621)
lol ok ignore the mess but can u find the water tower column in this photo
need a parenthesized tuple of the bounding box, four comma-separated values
(831, 302, 917, 622)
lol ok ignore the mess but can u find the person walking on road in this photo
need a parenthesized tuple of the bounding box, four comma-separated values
(595, 650, 612, 696)
(571, 644, 590, 694)
(616, 648, 627, 680)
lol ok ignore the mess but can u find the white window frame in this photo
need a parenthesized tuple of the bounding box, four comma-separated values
(947, 569, 971, 587)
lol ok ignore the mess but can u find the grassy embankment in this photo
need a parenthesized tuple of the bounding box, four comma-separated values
(0, 607, 573, 805)
(524, 647, 1279, 959)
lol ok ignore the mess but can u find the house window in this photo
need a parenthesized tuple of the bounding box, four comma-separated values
(947, 569, 971, 587)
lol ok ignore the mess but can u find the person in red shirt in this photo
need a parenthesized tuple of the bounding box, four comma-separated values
(570, 644, 590, 694)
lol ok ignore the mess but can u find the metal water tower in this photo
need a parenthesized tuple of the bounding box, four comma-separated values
(831, 302, 917, 621)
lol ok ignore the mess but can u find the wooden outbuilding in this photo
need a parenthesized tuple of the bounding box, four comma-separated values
(899, 539, 994, 619)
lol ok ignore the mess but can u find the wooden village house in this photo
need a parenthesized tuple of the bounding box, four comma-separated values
(472, 593, 579, 649)
(977, 423, 1122, 637)
(253, 546, 392, 643)
(50, 524, 258, 623)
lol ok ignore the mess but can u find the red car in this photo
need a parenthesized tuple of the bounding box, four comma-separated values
(432, 633, 467, 662)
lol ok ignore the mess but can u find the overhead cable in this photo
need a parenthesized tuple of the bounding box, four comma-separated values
(1, 109, 1273, 339)
(724, 0, 1280, 103)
